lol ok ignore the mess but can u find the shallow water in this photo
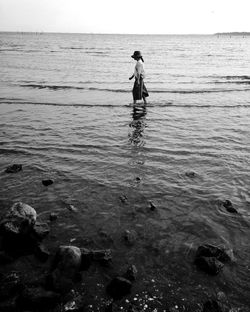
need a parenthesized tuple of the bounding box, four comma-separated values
(0, 33, 250, 310)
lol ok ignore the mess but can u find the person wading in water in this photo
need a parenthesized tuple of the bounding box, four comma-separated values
(129, 51, 149, 104)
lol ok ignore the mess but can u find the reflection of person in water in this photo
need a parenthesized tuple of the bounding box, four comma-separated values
(128, 105, 147, 146)
(129, 51, 149, 104)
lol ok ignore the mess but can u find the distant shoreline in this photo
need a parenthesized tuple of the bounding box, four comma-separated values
(0, 30, 250, 36)
(214, 32, 250, 36)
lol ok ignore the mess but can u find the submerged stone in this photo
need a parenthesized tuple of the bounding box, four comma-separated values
(0, 250, 14, 265)
(0, 272, 24, 301)
(195, 256, 224, 275)
(42, 179, 54, 186)
(5, 164, 22, 173)
(123, 230, 137, 246)
(195, 244, 232, 263)
(18, 287, 60, 310)
(123, 265, 138, 282)
(194, 244, 233, 275)
(106, 276, 132, 300)
(0, 202, 37, 237)
(80, 248, 112, 269)
(49, 212, 58, 221)
(51, 246, 82, 292)
(222, 200, 238, 214)
(149, 201, 157, 211)
(202, 299, 228, 312)
(91, 249, 112, 266)
(34, 244, 50, 262)
(185, 171, 196, 178)
(31, 222, 50, 241)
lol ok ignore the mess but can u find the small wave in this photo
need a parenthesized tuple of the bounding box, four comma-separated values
(19, 83, 250, 94)
(19, 84, 130, 93)
(1, 98, 250, 109)
(223, 75, 250, 80)
(214, 81, 250, 85)
(60, 47, 84, 50)
(204, 75, 250, 80)
(151, 88, 250, 94)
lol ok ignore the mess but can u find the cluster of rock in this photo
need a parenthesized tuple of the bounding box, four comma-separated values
(5, 163, 54, 187)
(1, 163, 240, 311)
(0, 201, 140, 311)
(194, 244, 233, 276)
(0, 202, 50, 261)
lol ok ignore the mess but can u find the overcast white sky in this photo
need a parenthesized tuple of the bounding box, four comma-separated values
(0, 0, 250, 34)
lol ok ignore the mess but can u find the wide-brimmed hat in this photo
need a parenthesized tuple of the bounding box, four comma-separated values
(131, 51, 143, 59)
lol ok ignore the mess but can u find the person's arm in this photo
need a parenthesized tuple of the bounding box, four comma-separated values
(129, 74, 134, 80)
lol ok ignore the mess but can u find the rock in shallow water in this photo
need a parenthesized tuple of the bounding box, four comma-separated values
(202, 299, 228, 312)
(106, 276, 132, 300)
(194, 244, 233, 275)
(5, 164, 22, 173)
(31, 222, 50, 241)
(123, 265, 138, 282)
(0, 202, 37, 237)
(195, 244, 232, 263)
(195, 256, 224, 275)
(42, 179, 54, 186)
(222, 200, 238, 214)
(49, 212, 58, 221)
(17, 287, 60, 310)
(51, 246, 82, 292)
(0, 202, 51, 258)
(123, 230, 137, 246)
(0, 272, 24, 301)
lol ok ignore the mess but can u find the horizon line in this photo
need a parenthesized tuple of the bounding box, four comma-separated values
(0, 30, 215, 35)
(0, 30, 249, 36)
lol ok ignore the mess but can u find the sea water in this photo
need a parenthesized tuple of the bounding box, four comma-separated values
(0, 32, 250, 309)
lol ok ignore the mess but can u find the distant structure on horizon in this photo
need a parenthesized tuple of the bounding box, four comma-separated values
(215, 32, 250, 36)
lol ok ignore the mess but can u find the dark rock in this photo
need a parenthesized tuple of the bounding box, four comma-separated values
(0, 202, 38, 255)
(49, 212, 58, 221)
(80, 248, 93, 270)
(80, 248, 112, 269)
(123, 230, 137, 246)
(67, 204, 78, 212)
(195, 256, 224, 275)
(53, 245, 82, 272)
(119, 195, 128, 204)
(42, 179, 54, 186)
(34, 244, 50, 262)
(127, 304, 140, 312)
(135, 177, 141, 182)
(51, 246, 82, 292)
(0, 296, 17, 312)
(195, 244, 232, 263)
(31, 222, 50, 241)
(202, 299, 228, 312)
(0, 251, 14, 264)
(0, 272, 24, 300)
(92, 249, 112, 266)
(17, 287, 60, 310)
(106, 276, 132, 300)
(0, 202, 37, 236)
(5, 164, 22, 173)
(149, 201, 156, 211)
(222, 200, 238, 213)
(105, 303, 113, 312)
(185, 171, 196, 178)
(123, 265, 138, 282)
